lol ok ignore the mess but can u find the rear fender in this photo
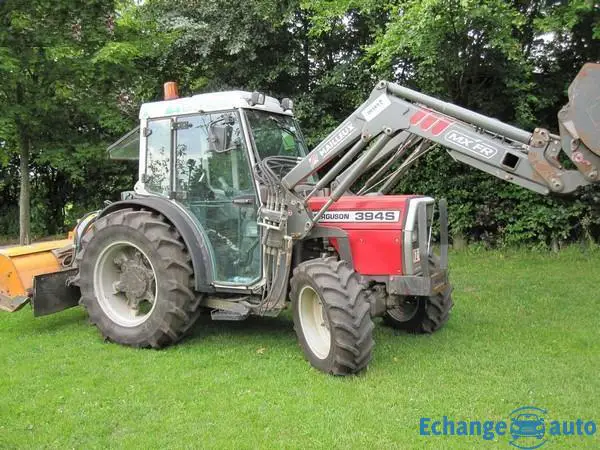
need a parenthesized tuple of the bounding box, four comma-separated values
(98, 197, 215, 292)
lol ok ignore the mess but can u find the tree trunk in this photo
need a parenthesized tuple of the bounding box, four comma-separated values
(19, 134, 31, 245)
(301, 13, 310, 92)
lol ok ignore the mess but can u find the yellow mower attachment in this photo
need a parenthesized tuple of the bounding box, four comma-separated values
(0, 238, 73, 312)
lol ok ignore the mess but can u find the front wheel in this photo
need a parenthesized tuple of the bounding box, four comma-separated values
(290, 257, 374, 375)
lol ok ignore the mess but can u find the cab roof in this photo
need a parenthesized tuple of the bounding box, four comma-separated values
(139, 90, 292, 120)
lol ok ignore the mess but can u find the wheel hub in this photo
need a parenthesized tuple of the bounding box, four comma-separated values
(93, 241, 157, 327)
(113, 252, 155, 309)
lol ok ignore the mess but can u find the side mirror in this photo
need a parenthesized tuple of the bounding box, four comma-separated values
(208, 123, 233, 153)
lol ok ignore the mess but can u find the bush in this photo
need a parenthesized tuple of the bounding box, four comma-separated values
(393, 151, 600, 249)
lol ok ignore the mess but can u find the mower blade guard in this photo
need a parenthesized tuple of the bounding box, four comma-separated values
(0, 293, 30, 312)
(0, 239, 73, 313)
(31, 268, 80, 317)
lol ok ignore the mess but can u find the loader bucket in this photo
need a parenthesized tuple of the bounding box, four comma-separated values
(0, 239, 73, 312)
(566, 62, 600, 157)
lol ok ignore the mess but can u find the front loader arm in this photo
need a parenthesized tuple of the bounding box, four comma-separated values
(282, 63, 599, 226)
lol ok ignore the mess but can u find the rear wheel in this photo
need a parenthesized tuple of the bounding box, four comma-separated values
(75, 209, 202, 348)
(383, 286, 453, 333)
(290, 257, 374, 375)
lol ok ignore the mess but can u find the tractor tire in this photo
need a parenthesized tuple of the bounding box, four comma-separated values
(75, 208, 202, 348)
(383, 286, 453, 334)
(290, 257, 374, 375)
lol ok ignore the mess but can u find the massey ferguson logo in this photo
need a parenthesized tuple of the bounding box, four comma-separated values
(444, 127, 498, 159)
(319, 210, 400, 223)
(317, 122, 356, 158)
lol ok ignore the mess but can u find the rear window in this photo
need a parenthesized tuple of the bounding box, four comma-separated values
(107, 126, 140, 160)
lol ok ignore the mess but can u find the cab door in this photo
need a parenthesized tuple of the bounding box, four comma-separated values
(171, 112, 261, 284)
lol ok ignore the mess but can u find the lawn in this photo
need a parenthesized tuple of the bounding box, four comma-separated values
(0, 248, 599, 449)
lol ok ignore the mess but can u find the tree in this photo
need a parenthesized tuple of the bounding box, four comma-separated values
(305, 0, 600, 246)
(0, 1, 166, 242)
(0, 0, 597, 247)
(0, 0, 117, 243)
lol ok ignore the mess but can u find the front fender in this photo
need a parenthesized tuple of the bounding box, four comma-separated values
(306, 225, 353, 266)
(99, 197, 215, 292)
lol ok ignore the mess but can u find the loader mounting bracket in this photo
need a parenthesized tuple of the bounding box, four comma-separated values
(386, 269, 449, 296)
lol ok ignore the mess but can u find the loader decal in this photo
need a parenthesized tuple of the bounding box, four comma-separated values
(444, 127, 498, 159)
(317, 121, 356, 159)
(362, 94, 392, 121)
(409, 109, 451, 136)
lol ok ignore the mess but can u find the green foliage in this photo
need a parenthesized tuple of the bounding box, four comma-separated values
(389, 148, 600, 248)
(307, 0, 600, 247)
(0, 0, 598, 247)
(0, 0, 158, 239)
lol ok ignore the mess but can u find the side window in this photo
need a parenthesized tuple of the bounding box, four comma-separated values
(145, 119, 171, 195)
(175, 113, 252, 199)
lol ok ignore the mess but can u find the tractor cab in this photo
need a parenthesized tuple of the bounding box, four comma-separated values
(109, 86, 309, 286)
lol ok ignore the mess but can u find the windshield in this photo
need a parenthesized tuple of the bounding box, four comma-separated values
(245, 109, 308, 160)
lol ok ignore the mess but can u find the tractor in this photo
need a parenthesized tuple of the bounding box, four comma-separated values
(2, 63, 598, 375)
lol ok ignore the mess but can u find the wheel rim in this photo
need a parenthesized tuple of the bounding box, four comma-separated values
(298, 285, 331, 359)
(388, 296, 421, 322)
(93, 241, 157, 327)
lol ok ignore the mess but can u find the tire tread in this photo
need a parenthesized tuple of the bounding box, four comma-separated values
(290, 256, 374, 375)
(77, 209, 201, 348)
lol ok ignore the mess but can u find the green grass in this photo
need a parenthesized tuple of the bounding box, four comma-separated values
(1, 248, 599, 449)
